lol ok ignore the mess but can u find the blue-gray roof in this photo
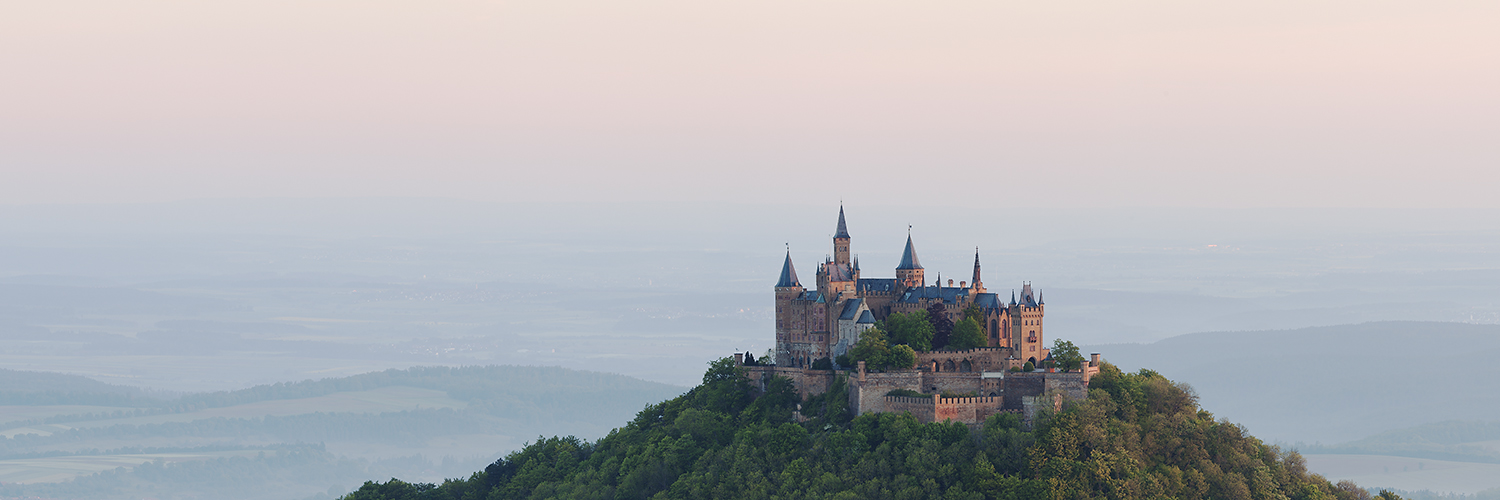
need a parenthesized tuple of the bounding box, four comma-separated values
(1019, 283, 1039, 307)
(776, 252, 800, 288)
(897, 235, 922, 270)
(899, 286, 969, 304)
(857, 310, 876, 324)
(974, 293, 1001, 309)
(834, 206, 851, 239)
(858, 278, 896, 292)
(839, 298, 865, 320)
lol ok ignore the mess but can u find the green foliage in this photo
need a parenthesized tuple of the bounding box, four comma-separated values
(1050, 339, 1085, 372)
(963, 304, 984, 324)
(850, 328, 891, 368)
(879, 312, 935, 351)
(850, 329, 918, 371)
(834, 354, 851, 369)
(886, 344, 917, 370)
(812, 357, 833, 370)
(927, 303, 955, 349)
(886, 389, 926, 398)
(1023, 361, 1035, 372)
(949, 318, 987, 350)
(344, 359, 1395, 500)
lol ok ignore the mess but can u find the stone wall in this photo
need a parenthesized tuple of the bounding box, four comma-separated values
(880, 395, 1002, 424)
(849, 368, 923, 415)
(741, 365, 836, 400)
(916, 347, 1011, 373)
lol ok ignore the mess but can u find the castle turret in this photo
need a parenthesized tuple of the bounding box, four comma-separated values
(776, 251, 801, 289)
(896, 231, 924, 291)
(833, 206, 851, 267)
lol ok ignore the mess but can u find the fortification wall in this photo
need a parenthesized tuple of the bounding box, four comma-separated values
(741, 365, 836, 400)
(920, 372, 985, 395)
(1044, 372, 1088, 401)
(916, 348, 1011, 373)
(1002, 373, 1045, 410)
(934, 396, 999, 424)
(882, 396, 936, 423)
(879, 395, 1002, 424)
(849, 369, 922, 415)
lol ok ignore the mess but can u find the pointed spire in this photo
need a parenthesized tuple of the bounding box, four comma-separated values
(971, 247, 982, 286)
(834, 205, 851, 239)
(776, 250, 801, 287)
(1011, 290, 1016, 305)
(896, 231, 923, 270)
(1038, 291, 1044, 305)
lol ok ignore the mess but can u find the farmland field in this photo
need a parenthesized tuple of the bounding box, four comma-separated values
(0, 449, 276, 484)
(0, 386, 466, 438)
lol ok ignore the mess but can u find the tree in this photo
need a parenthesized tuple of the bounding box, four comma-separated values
(878, 311, 933, 351)
(742, 353, 757, 366)
(927, 303, 954, 349)
(811, 357, 832, 370)
(1050, 339, 1085, 372)
(885, 344, 916, 370)
(850, 328, 891, 369)
(948, 318, 986, 350)
(962, 304, 983, 323)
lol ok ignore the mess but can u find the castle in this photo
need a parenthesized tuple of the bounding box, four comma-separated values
(774, 206, 1049, 369)
(743, 207, 1101, 424)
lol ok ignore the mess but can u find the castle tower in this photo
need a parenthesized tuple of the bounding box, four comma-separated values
(1012, 282, 1046, 365)
(774, 250, 805, 364)
(833, 206, 851, 268)
(895, 231, 924, 291)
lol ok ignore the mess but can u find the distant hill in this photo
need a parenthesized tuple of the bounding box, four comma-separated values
(0, 365, 686, 500)
(1084, 321, 1500, 444)
(0, 368, 156, 396)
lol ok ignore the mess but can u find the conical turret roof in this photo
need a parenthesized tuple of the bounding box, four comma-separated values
(896, 234, 923, 270)
(776, 251, 801, 287)
(834, 206, 851, 239)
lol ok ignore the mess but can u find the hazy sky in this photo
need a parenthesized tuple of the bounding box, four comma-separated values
(3, 1, 1496, 208)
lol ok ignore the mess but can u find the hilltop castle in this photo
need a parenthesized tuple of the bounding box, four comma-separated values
(742, 207, 1101, 425)
(773, 207, 1049, 369)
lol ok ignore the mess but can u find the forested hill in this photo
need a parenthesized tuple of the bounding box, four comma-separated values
(342, 360, 1399, 500)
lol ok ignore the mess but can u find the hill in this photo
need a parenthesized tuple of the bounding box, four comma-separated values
(1082, 321, 1500, 445)
(342, 359, 1397, 500)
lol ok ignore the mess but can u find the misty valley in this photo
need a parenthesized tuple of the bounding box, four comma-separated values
(2, 201, 1500, 498)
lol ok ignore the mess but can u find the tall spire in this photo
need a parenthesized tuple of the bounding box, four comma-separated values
(896, 232, 923, 270)
(776, 250, 801, 287)
(971, 247, 982, 287)
(834, 205, 851, 239)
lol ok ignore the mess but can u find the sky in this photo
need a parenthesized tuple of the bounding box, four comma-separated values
(2, 0, 1496, 208)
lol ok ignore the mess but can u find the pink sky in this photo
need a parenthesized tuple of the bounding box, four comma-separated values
(2, 0, 1496, 207)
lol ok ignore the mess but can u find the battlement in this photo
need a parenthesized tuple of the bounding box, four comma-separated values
(881, 395, 1000, 405)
